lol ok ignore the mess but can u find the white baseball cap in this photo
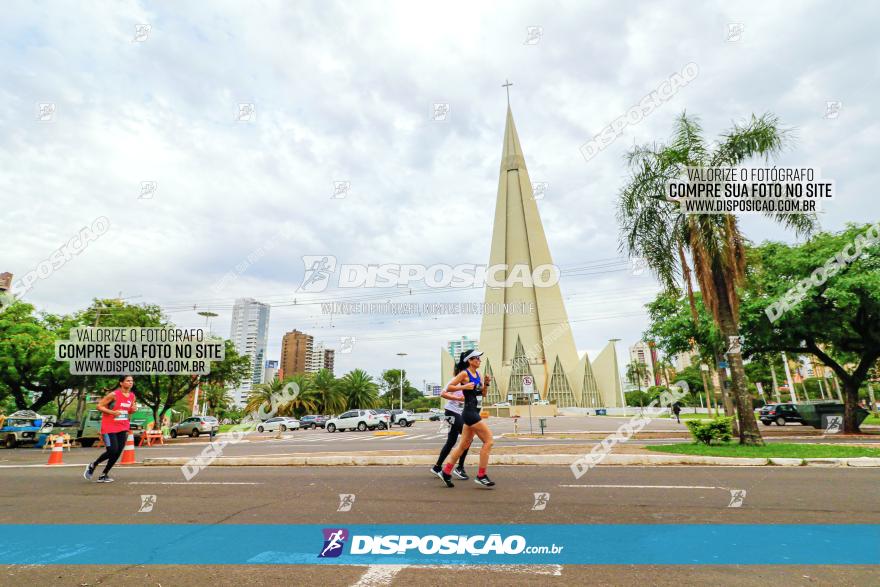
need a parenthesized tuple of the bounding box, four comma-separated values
(463, 350, 484, 361)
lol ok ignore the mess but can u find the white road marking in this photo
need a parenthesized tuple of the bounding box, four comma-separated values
(560, 484, 721, 489)
(349, 563, 563, 586)
(351, 565, 408, 586)
(127, 481, 263, 485)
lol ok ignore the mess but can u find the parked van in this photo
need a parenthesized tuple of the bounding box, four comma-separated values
(77, 407, 153, 447)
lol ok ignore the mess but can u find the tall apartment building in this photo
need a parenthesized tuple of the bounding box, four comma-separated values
(323, 348, 335, 374)
(229, 298, 270, 406)
(307, 342, 326, 373)
(628, 340, 656, 389)
(306, 342, 336, 373)
(281, 330, 313, 376)
(447, 335, 478, 359)
(671, 348, 699, 372)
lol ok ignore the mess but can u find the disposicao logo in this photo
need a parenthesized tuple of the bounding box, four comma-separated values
(318, 528, 348, 558)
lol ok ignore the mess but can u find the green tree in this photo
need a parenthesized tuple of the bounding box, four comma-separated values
(379, 368, 421, 407)
(740, 223, 880, 433)
(245, 376, 284, 417)
(644, 292, 729, 414)
(278, 374, 321, 417)
(338, 369, 379, 410)
(618, 112, 816, 444)
(0, 300, 83, 411)
(625, 361, 648, 392)
(312, 368, 345, 414)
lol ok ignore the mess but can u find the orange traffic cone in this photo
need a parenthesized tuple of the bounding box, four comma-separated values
(120, 433, 136, 465)
(47, 436, 65, 465)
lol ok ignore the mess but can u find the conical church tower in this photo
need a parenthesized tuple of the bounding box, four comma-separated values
(440, 106, 621, 408)
(477, 107, 585, 406)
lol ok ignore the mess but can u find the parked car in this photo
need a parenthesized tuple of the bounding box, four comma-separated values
(299, 415, 328, 429)
(391, 409, 415, 427)
(77, 408, 146, 447)
(759, 403, 806, 426)
(257, 417, 300, 433)
(170, 416, 220, 438)
(373, 410, 391, 429)
(325, 410, 384, 432)
(493, 402, 511, 407)
(534, 400, 550, 406)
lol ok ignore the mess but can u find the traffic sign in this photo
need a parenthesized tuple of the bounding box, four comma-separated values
(522, 375, 534, 395)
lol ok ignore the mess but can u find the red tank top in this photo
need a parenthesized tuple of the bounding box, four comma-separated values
(100, 389, 135, 434)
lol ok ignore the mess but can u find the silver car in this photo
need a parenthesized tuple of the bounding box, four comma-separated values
(171, 416, 219, 438)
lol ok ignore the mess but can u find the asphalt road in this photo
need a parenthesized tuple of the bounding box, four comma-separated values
(1, 465, 878, 586)
(3, 418, 877, 467)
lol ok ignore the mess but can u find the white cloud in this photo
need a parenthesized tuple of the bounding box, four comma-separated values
(2, 0, 877, 386)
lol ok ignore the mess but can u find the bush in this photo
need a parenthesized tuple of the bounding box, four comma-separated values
(686, 416, 734, 445)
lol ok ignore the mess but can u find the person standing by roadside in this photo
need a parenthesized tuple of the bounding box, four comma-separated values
(84, 375, 137, 483)
(672, 401, 682, 424)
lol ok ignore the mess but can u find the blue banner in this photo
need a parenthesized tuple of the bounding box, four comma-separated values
(0, 525, 877, 565)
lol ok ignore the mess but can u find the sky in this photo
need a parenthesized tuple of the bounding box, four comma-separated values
(2, 0, 878, 389)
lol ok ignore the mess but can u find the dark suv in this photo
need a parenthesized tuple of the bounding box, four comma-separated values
(759, 403, 805, 426)
(299, 415, 328, 429)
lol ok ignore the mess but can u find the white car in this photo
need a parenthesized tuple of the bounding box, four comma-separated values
(256, 417, 300, 433)
(534, 400, 550, 406)
(326, 410, 384, 432)
(493, 402, 511, 407)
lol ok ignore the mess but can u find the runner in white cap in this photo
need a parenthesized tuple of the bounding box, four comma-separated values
(440, 350, 494, 487)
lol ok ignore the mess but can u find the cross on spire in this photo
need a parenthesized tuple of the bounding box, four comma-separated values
(502, 79, 513, 106)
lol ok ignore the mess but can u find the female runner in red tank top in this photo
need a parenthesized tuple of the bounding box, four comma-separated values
(84, 375, 137, 483)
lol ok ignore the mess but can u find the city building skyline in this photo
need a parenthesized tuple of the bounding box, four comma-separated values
(229, 297, 270, 406)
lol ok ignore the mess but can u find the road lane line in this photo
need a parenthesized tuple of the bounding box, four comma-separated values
(559, 484, 721, 489)
(127, 481, 263, 485)
(351, 565, 408, 586)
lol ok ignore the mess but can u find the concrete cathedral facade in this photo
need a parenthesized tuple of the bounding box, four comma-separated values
(440, 107, 622, 408)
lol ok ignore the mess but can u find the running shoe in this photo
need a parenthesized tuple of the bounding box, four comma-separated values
(96, 474, 115, 483)
(83, 463, 95, 481)
(453, 466, 469, 480)
(440, 471, 455, 488)
(474, 474, 495, 487)
(431, 465, 444, 480)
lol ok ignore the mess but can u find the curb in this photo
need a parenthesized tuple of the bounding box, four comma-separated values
(142, 454, 880, 467)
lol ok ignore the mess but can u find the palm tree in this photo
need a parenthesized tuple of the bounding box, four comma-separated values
(202, 383, 233, 416)
(337, 369, 379, 411)
(312, 368, 345, 414)
(626, 361, 648, 392)
(654, 357, 672, 388)
(244, 376, 285, 417)
(618, 112, 816, 445)
(278, 374, 320, 417)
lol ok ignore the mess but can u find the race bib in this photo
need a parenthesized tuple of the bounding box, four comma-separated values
(114, 412, 129, 422)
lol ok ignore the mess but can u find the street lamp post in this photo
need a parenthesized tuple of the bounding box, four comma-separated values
(609, 338, 625, 415)
(396, 352, 408, 411)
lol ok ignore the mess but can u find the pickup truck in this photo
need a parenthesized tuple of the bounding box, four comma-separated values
(77, 408, 148, 446)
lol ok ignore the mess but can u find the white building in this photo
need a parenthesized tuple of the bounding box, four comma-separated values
(229, 298, 270, 406)
(447, 335, 478, 359)
(306, 342, 334, 373)
(672, 349, 699, 373)
(628, 341, 656, 389)
(263, 360, 279, 383)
